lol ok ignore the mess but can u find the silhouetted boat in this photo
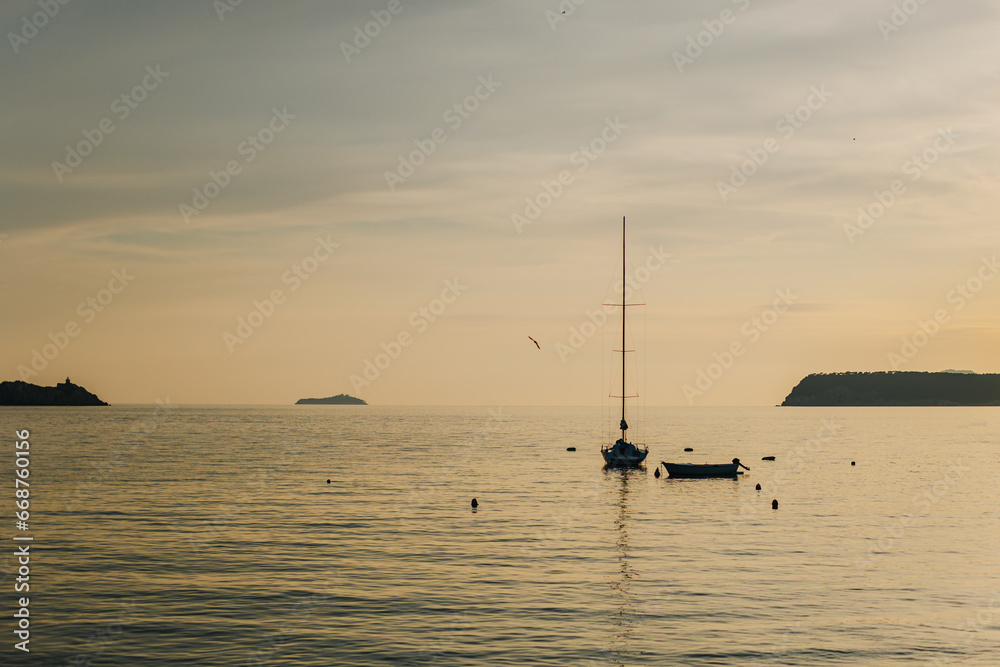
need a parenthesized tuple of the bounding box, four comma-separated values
(659, 458, 749, 478)
(601, 217, 648, 468)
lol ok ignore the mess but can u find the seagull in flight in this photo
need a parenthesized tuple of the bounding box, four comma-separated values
(528, 336, 540, 349)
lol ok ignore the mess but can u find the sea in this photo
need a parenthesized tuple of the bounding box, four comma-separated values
(1, 405, 998, 666)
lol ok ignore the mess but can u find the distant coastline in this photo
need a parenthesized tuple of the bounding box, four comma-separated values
(0, 379, 108, 406)
(781, 371, 1000, 406)
(295, 393, 367, 405)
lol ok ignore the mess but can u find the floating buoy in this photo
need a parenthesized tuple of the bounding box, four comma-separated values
(772, 499, 778, 509)
(684, 447, 693, 452)
(851, 461, 856, 466)
(755, 483, 761, 491)
(761, 456, 775, 461)
(471, 498, 478, 508)
(566, 447, 576, 451)
(654, 467, 661, 478)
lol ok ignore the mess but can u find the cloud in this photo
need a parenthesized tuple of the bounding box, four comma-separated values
(3, 0, 999, 403)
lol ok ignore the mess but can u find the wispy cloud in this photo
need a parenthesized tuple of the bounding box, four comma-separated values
(2, 0, 998, 403)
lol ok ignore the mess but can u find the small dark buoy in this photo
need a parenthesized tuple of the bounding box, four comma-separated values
(566, 447, 576, 451)
(851, 461, 856, 466)
(761, 456, 775, 461)
(326, 479, 331, 484)
(471, 498, 478, 508)
(772, 499, 778, 509)
(684, 447, 693, 452)
(755, 483, 761, 491)
(654, 466, 661, 478)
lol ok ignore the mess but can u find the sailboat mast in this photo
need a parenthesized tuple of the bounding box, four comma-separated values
(621, 216, 626, 439)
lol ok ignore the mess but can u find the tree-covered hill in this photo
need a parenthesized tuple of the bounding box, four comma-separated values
(781, 371, 1000, 406)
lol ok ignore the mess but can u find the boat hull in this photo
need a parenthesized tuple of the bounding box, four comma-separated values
(601, 444, 648, 467)
(661, 462, 739, 478)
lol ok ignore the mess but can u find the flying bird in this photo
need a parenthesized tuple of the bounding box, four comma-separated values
(528, 336, 540, 349)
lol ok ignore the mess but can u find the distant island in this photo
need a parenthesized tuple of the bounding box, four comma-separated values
(781, 371, 1000, 406)
(295, 393, 367, 405)
(0, 378, 109, 406)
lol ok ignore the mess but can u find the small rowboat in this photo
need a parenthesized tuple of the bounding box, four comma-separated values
(659, 458, 749, 479)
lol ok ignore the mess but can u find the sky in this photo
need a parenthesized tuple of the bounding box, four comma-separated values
(2, 0, 999, 406)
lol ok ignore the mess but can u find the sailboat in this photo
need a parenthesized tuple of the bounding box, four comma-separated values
(601, 217, 649, 468)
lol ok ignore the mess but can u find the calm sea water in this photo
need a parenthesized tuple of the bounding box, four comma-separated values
(1, 405, 999, 666)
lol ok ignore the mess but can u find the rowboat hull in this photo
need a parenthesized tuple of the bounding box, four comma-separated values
(661, 462, 739, 478)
